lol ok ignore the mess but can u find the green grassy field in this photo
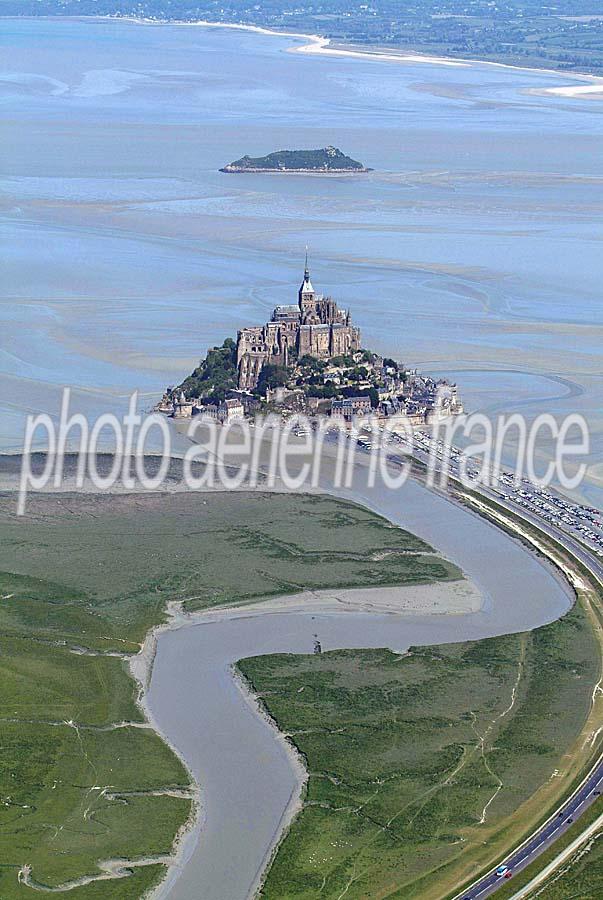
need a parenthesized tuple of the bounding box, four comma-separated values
(0, 489, 459, 897)
(0, 491, 458, 641)
(239, 596, 599, 899)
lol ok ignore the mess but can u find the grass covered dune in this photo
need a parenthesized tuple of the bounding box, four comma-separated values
(0, 490, 461, 898)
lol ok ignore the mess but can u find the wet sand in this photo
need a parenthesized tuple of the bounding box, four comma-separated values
(196, 578, 482, 620)
(3, 17, 603, 506)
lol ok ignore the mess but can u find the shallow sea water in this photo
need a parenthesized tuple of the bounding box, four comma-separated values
(2, 17, 603, 500)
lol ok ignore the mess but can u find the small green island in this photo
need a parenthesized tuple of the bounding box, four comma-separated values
(220, 146, 370, 173)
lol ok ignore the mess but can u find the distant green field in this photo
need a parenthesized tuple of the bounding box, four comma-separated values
(0, 489, 458, 897)
(0, 491, 457, 642)
(239, 598, 599, 899)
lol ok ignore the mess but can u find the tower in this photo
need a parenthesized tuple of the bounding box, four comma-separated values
(298, 249, 316, 312)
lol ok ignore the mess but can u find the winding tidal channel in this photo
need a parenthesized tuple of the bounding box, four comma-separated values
(145, 472, 573, 900)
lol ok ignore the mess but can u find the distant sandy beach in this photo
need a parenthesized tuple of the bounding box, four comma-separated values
(292, 32, 603, 93)
(539, 81, 603, 98)
(293, 34, 467, 68)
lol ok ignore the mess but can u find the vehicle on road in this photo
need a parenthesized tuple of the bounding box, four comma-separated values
(495, 864, 509, 877)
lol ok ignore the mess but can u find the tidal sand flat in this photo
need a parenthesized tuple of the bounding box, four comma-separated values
(3, 18, 603, 503)
(196, 578, 482, 620)
(3, 14, 603, 899)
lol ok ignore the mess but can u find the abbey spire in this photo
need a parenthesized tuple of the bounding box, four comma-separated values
(299, 249, 315, 309)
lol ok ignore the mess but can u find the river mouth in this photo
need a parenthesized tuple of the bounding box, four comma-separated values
(145, 472, 573, 900)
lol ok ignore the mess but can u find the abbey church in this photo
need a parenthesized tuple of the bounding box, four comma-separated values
(237, 260, 361, 390)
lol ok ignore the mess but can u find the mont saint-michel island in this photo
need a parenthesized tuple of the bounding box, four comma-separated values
(157, 259, 462, 425)
(220, 146, 371, 173)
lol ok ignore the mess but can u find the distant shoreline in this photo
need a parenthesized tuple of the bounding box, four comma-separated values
(294, 33, 603, 95)
(7, 13, 603, 95)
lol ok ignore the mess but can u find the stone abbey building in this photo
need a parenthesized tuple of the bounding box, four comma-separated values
(237, 260, 361, 390)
